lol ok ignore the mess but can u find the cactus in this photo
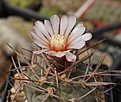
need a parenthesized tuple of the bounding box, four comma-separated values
(23, 63, 96, 102)
(10, 15, 111, 102)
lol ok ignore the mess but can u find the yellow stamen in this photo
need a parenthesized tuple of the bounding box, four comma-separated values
(50, 35, 65, 51)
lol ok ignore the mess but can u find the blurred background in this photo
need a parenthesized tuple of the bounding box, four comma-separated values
(0, 0, 121, 101)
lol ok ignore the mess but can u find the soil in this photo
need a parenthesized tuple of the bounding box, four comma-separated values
(0, 49, 12, 98)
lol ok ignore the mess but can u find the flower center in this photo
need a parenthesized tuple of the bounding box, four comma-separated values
(50, 35, 65, 51)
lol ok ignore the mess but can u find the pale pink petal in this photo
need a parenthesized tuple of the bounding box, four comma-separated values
(65, 52, 76, 62)
(68, 23, 85, 43)
(60, 15, 68, 35)
(68, 33, 92, 49)
(81, 33, 92, 41)
(50, 15, 60, 35)
(69, 36, 83, 46)
(31, 31, 40, 41)
(45, 51, 57, 56)
(64, 16, 76, 39)
(33, 50, 42, 54)
(31, 31, 48, 46)
(33, 26, 49, 43)
(68, 41, 85, 49)
(34, 40, 48, 48)
(44, 20, 54, 36)
(55, 51, 67, 57)
(33, 49, 49, 54)
(71, 23, 85, 34)
(71, 23, 81, 34)
(35, 21, 51, 40)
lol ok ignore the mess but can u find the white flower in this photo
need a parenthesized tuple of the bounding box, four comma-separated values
(31, 15, 92, 62)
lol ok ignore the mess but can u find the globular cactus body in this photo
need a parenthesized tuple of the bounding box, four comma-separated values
(24, 65, 96, 102)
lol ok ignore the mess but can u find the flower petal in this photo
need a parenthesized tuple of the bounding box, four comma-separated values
(34, 40, 48, 48)
(65, 52, 76, 62)
(35, 21, 51, 40)
(60, 15, 68, 35)
(45, 51, 57, 56)
(71, 23, 85, 34)
(64, 16, 76, 39)
(68, 23, 85, 43)
(81, 33, 92, 41)
(68, 40, 85, 49)
(55, 51, 67, 57)
(31, 31, 48, 46)
(33, 49, 49, 54)
(44, 20, 54, 36)
(33, 26, 49, 43)
(69, 36, 83, 46)
(50, 15, 60, 35)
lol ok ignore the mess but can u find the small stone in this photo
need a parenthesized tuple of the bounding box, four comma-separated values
(10, 94, 15, 98)
(14, 73, 20, 79)
(11, 87, 16, 93)
(19, 91, 25, 97)
(22, 67, 26, 71)
(31, 64, 37, 69)
(39, 76, 47, 85)
(25, 99, 28, 102)
(14, 81, 21, 89)
(61, 74, 66, 79)
(47, 87, 56, 94)
(69, 98, 76, 102)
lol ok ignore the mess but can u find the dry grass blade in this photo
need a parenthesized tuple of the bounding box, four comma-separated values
(77, 38, 106, 56)
(85, 82, 115, 86)
(26, 83, 67, 101)
(28, 65, 40, 80)
(76, 87, 96, 101)
(54, 68, 59, 88)
(21, 47, 33, 53)
(42, 94, 50, 102)
(40, 53, 55, 76)
(83, 50, 95, 80)
(25, 84, 46, 93)
(11, 57, 23, 79)
(6, 66, 28, 74)
(13, 77, 39, 83)
(49, 93, 68, 102)
(58, 51, 95, 75)
(11, 83, 25, 102)
(86, 53, 107, 82)
(67, 66, 75, 79)
(7, 43, 38, 68)
(93, 53, 107, 73)
(104, 84, 117, 93)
